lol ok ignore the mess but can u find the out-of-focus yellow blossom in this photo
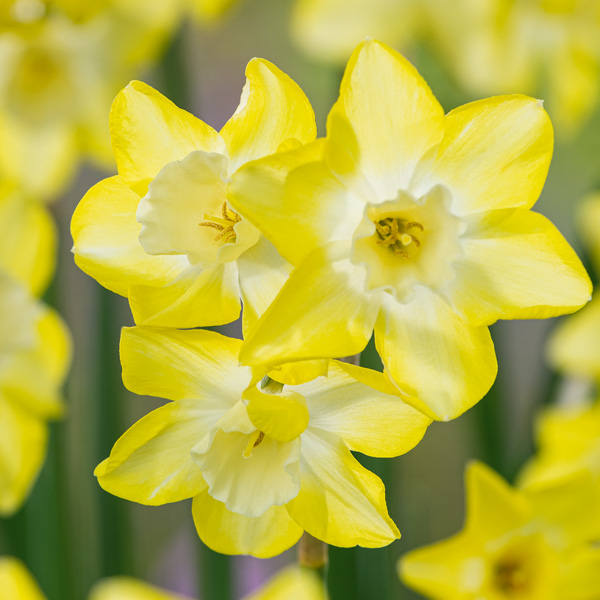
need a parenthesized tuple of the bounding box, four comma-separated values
(90, 576, 193, 600)
(243, 567, 327, 600)
(72, 59, 316, 334)
(548, 193, 600, 379)
(428, 0, 600, 132)
(291, 0, 421, 64)
(519, 401, 600, 494)
(400, 461, 600, 599)
(0, 557, 46, 600)
(0, 274, 71, 515)
(0, 0, 179, 200)
(188, 0, 238, 24)
(0, 185, 56, 296)
(95, 326, 430, 557)
(229, 39, 591, 422)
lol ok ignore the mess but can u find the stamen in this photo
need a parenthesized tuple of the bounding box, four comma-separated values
(242, 431, 265, 459)
(373, 217, 424, 257)
(198, 202, 242, 244)
(406, 221, 424, 231)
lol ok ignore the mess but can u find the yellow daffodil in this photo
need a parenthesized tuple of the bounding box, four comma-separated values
(0, 274, 71, 515)
(0, 0, 179, 200)
(0, 557, 46, 600)
(548, 193, 600, 379)
(242, 567, 327, 600)
(291, 0, 421, 63)
(188, 0, 238, 24)
(229, 39, 591, 422)
(90, 576, 193, 600)
(95, 326, 430, 557)
(519, 400, 600, 494)
(400, 461, 600, 599)
(72, 59, 316, 334)
(0, 185, 56, 296)
(428, 0, 600, 132)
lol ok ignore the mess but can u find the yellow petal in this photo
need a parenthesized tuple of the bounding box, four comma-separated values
(0, 396, 48, 516)
(221, 58, 316, 173)
(0, 305, 70, 419)
(192, 489, 303, 558)
(548, 295, 600, 379)
(90, 576, 191, 600)
(449, 209, 592, 326)
(120, 326, 250, 403)
(286, 430, 399, 547)
(229, 139, 355, 268)
(244, 386, 310, 443)
(413, 95, 553, 214)
(0, 557, 46, 600)
(240, 243, 382, 367)
(375, 290, 497, 421)
(558, 547, 600, 600)
(0, 191, 56, 296)
(399, 532, 475, 600)
(71, 176, 188, 297)
(266, 359, 329, 386)
(95, 400, 210, 505)
(190, 0, 237, 24)
(465, 462, 530, 540)
(328, 39, 444, 200)
(192, 430, 300, 517)
(295, 361, 430, 457)
(110, 81, 225, 195)
(237, 235, 292, 338)
(129, 262, 241, 329)
(242, 567, 327, 600)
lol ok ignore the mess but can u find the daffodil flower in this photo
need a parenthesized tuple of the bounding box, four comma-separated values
(0, 274, 71, 515)
(229, 39, 591, 421)
(188, 0, 237, 24)
(72, 59, 316, 334)
(95, 326, 430, 557)
(291, 0, 420, 63)
(428, 0, 600, 133)
(90, 576, 193, 600)
(400, 461, 600, 599)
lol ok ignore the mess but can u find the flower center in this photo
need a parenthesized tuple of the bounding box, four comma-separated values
(374, 218, 424, 258)
(494, 558, 529, 594)
(198, 201, 242, 244)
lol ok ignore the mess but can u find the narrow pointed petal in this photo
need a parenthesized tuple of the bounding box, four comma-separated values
(72, 176, 187, 297)
(412, 96, 553, 214)
(240, 243, 381, 367)
(328, 39, 444, 199)
(192, 489, 303, 558)
(110, 81, 225, 195)
(221, 58, 316, 173)
(129, 260, 241, 329)
(286, 430, 399, 547)
(558, 547, 600, 599)
(120, 326, 250, 404)
(449, 209, 592, 325)
(375, 291, 497, 421)
(296, 361, 430, 457)
(95, 400, 210, 505)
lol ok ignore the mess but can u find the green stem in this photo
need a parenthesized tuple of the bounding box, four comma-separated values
(298, 532, 328, 586)
(199, 544, 232, 600)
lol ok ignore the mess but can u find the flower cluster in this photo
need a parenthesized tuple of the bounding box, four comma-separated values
(0, 186, 70, 515)
(72, 39, 590, 556)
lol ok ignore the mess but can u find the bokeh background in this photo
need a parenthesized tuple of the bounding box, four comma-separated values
(0, 0, 599, 598)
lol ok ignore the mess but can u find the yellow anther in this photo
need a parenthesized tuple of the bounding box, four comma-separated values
(374, 217, 424, 257)
(199, 202, 241, 244)
(242, 430, 265, 459)
(406, 221, 424, 231)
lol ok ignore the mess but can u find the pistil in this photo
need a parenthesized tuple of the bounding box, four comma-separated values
(374, 217, 424, 257)
(242, 430, 265, 458)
